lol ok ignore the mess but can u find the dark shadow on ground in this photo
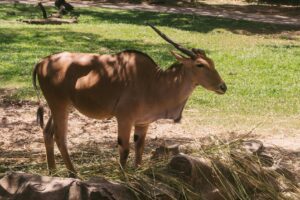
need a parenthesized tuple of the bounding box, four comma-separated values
(0, 97, 194, 178)
(0, 99, 299, 184)
(1, 127, 299, 181)
(197, 1, 300, 15)
(0, 133, 193, 177)
(246, 0, 300, 6)
(1, 3, 299, 35)
(0, 26, 177, 98)
(78, 7, 300, 35)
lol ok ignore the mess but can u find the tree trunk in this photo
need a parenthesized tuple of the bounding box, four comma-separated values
(38, 2, 47, 19)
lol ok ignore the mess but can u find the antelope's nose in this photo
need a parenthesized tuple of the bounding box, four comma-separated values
(219, 83, 227, 93)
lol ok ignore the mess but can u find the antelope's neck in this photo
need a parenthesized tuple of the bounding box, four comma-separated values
(156, 63, 195, 98)
(151, 63, 195, 121)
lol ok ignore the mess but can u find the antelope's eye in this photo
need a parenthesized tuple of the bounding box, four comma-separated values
(196, 64, 205, 68)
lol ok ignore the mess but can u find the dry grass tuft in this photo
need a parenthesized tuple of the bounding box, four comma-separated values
(93, 135, 299, 200)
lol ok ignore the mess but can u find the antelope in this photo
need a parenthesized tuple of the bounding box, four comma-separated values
(33, 24, 227, 176)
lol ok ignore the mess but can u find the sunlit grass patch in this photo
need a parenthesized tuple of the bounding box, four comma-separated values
(0, 3, 299, 122)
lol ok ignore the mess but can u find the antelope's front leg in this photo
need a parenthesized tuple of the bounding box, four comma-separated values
(134, 125, 149, 167)
(117, 120, 133, 168)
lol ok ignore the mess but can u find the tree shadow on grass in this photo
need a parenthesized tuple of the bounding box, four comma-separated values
(0, 97, 192, 177)
(0, 3, 57, 20)
(0, 134, 193, 178)
(246, 0, 300, 6)
(0, 26, 178, 55)
(77, 6, 300, 35)
(1, 128, 299, 182)
(0, 26, 178, 98)
(0, 98, 299, 182)
(1, 3, 299, 35)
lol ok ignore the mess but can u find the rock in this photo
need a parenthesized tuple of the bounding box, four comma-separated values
(0, 172, 77, 200)
(241, 139, 264, 155)
(258, 152, 274, 167)
(0, 172, 136, 200)
(168, 154, 215, 188)
(168, 154, 227, 199)
(151, 144, 180, 160)
(1, 117, 7, 127)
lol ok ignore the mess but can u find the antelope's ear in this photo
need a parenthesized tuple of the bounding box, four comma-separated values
(170, 51, 188, 63)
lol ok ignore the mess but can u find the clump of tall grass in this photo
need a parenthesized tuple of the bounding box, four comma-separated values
(116, 135, 299, 200)
(1, 131, 298, 199)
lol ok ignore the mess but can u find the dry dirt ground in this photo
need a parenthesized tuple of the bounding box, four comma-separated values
(0, 0, 299, 26)
(0, 92, 299, 178)
(0, 0, 299, 179)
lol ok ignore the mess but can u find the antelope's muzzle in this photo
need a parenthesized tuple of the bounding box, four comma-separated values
(217, 83, 227, 94)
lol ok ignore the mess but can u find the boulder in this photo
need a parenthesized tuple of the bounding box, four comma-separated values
(0, 172, 136, 200)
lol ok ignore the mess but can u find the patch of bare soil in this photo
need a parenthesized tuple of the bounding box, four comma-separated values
(0, 98, 192, 175)
(0, 97, 299, 184)
(1, 0, 299, 26)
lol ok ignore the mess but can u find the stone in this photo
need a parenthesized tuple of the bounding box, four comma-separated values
(0, 172, 136, 200)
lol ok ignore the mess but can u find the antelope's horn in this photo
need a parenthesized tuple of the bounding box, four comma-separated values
(192, 48, 206, 55)
(148, 24, 196, 58)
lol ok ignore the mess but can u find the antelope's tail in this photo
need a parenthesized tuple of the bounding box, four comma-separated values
(32, 63, 44, 129)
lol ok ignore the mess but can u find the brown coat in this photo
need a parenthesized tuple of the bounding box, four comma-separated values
(33, 25, 227, 176)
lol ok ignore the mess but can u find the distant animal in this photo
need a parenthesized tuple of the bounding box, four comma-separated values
(33, 24, 227, 176)
(55, 0, 74, 15)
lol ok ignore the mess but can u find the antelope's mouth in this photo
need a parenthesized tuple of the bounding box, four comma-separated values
(215, 89, 226, 95)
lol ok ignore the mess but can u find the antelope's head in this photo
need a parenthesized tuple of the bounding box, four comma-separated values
(149, 24, 227, 95)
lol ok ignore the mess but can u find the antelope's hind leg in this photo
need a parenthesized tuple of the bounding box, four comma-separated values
(117, 120, 133, 168)
(43, 115, 56, 174)
(51, 104, 76, 177)
(134, 125, 149, 167)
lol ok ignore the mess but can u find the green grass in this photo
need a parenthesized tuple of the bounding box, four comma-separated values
(1, 4, 299, 198)
(0, 2, 299, 120)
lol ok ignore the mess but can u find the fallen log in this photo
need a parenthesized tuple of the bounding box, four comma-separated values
(21, 18, 78, 25)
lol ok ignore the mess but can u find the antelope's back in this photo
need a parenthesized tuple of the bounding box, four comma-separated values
(36, 51, 158, 118)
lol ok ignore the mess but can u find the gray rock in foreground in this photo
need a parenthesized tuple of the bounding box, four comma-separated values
(0, 172, 135, 200)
